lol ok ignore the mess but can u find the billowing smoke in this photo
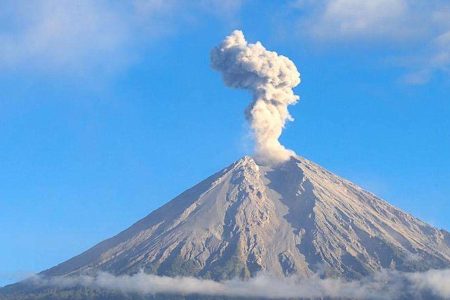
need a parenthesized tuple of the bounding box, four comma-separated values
(30, 269, 450, 299)
(211, 30, 300, 165)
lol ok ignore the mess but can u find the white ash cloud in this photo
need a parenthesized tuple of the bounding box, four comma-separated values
(30, 269, 450, 299)
(211, 30, 301, 165)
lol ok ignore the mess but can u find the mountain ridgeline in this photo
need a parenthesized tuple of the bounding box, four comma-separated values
(1, 156, 450, 299)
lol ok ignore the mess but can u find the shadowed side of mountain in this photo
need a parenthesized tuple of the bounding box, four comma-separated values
(264, 157, 450, 278)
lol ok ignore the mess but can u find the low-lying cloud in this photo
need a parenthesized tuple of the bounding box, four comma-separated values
(30, 269, 450, 299)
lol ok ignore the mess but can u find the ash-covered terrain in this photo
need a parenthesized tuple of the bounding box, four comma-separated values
(1, 156, 449, 299)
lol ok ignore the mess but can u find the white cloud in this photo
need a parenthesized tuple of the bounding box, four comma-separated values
(294, 0, 432, 42)
(0, 0, 131, 73)
(304, 0, 412, 41)
(402, 29, 450, 84)
(291, 0, 450, 83)
(0, 0, 243, 74)
(29, 269, 450, 299)
(409, 269, 450, 298)
(2, 0, 447, 82)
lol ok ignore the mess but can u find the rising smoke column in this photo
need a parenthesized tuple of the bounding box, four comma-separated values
(211, 30, 301, 164)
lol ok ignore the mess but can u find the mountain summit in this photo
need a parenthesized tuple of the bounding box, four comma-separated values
(41, 156, 450, 279)
(2, 156, 450, 299)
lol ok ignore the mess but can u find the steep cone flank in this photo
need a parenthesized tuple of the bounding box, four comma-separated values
(41, 156, 450, 281)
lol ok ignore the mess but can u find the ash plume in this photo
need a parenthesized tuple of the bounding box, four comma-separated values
(211, 30, 301, 165)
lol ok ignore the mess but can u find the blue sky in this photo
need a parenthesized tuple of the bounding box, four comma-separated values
(1, 0, 449, 287)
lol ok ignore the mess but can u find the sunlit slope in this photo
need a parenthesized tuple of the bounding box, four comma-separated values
(41, 156, 450, 280)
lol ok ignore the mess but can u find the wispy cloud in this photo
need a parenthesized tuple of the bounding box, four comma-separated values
(2, 0, 447, 83)
(29, 269, 450, 299)
(0, 0, 130, 73)
(0, 271, 35, 287)
(0, 0, 243, 74)
(404, 26, 450, 84)
(296, 0, 416, 41)
(290, 0, 450, 83)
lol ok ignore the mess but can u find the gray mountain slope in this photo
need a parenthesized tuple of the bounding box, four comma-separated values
(39, 156, 450, 280)
(1, 156, 450, 300)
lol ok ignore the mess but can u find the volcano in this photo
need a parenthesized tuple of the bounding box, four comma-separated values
(1, 156, 450, 299)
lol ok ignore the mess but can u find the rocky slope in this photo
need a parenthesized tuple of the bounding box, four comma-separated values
(40, 156, 450, 279)
(1, 156, 450, 299)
